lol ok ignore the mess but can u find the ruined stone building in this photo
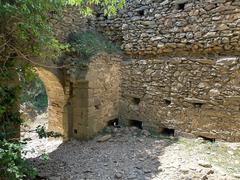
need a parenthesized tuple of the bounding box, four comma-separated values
(38, 0, 240, 142)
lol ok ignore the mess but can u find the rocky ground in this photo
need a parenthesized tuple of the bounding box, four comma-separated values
(23, 121, 240, 180)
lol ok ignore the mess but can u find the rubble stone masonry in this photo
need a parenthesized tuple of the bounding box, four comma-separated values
(95, 0, 240, 141)
(36, 0, 240, 141)
(95, 0, 240, 57)
(120, 57, 240, 141)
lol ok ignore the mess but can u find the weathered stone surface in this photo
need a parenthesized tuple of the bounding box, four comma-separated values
(198, 161, 212, 168)
(36, 68, 67, 137)
(97, 134, 112, 142)
(65, 53, 121, 140)
(233, 173, 240, 178)
(33, 53, 121, 141)
(120, 57, 240, 142)
(94, 0, 240, 56)
(184, 98, 207, 104)
(27, 0, 240, 142)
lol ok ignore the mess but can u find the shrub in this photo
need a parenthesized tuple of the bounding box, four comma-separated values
(67, 31, 122, 59)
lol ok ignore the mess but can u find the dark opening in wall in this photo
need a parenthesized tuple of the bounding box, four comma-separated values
(164, 99, 171, 106)
(193, 102, 203, 108)
(130, 97, 141, 105)
(176, 1, 187, 10)
(160, 128, 175, 136)
(199, 136, 215, 143)
(129, 120, 143, 129)
(74, 129, 78, 134)
(108, 119, 119, 127)
(95, 104, 100, 110)
(137, 10, 144, 16)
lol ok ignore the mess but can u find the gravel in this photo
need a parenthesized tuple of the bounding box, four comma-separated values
(22, 114, 240, 180)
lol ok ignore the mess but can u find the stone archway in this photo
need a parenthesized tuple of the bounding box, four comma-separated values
(30, 53, 122, 141)
(36, 67, 68, 139)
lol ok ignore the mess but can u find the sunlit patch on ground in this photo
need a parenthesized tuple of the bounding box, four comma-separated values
(21, 113, 62, 159)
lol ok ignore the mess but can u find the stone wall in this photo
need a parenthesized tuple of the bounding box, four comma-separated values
(50, 6, 90, 41)
(95, 0, 240, 57)
(38, 1, 240, 141)
(31, 53, 121, 140)
(120, 56, 240, 142)
(93, 0, 240, 142)
(86, 54, 121, 134)
(64, 53, 121, 140)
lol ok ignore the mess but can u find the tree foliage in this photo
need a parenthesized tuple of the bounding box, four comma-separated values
(0, 0, 125, 179)
(0, 0, 125, 63)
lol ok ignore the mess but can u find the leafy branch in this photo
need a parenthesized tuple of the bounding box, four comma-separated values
(0, 1, 125, 179)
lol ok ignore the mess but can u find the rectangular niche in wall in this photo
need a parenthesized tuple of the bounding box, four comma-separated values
(175, 0, 189, 10)
(137, 9, 145, 16)
(184, 98, 206, 109)
(129, 96, 141, 105)
(128, 120, 143, 129)
(198, 136, 216, 143)
(107, 118, 119, 127)
(159, 127, 175, 136)
(163, 97, 172, 106)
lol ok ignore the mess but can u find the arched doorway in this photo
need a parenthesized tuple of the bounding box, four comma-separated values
(36, 67, 67, 137)
(20, 67, 68, 158)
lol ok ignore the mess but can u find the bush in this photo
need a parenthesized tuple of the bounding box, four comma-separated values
(67, 31, 122, 59)
(0, 140, 37, 180)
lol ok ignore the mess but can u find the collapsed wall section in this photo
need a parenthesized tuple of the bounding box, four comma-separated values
(120, 57, 240, 141)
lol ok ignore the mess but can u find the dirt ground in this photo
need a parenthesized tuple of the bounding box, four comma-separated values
(21, 113, 240, 180)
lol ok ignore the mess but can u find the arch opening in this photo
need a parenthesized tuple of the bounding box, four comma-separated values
(20, 67, 66, 158)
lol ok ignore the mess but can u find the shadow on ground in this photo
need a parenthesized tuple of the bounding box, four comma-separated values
(28, 127, 178, 180)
